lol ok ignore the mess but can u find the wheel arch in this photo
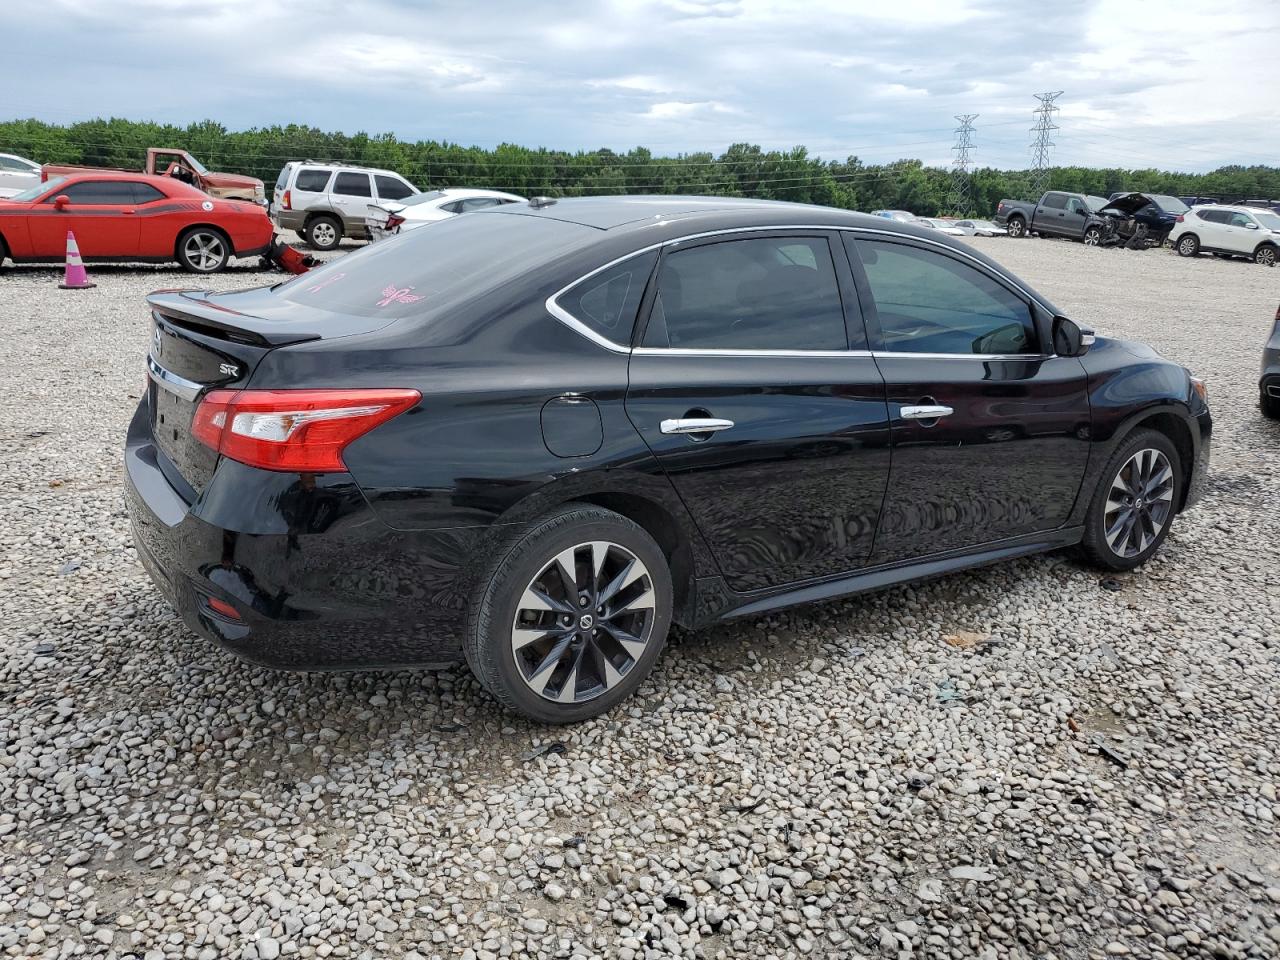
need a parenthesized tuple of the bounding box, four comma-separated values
(1254, 240, 1278, 260)
(1109, 407, 1197, 513)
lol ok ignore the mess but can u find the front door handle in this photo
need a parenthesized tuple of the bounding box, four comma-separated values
(900, 404, 953, 421)
(660, 417, 735, 435)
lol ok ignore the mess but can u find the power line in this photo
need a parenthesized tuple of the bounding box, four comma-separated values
(1029, 91, 1063, 197)
(949, 114, 977, 215)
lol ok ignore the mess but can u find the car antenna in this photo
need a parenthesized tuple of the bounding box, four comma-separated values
(528, 196, 557, 209)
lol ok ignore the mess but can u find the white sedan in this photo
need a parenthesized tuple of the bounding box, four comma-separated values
(0, 153, 41, 198)
(367, 188, 525, 241)
(950, 219, 1004, 237)
(913, 217, 968, 237)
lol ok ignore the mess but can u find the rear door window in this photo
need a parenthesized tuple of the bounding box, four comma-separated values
(374, 175, 415, 201)
(333, 172, 372, 197)
(1041, 193, 1067, 210)
(643, 236, 847, 351)
(294, 169, 332, 193)
(556, 251, 658, 346)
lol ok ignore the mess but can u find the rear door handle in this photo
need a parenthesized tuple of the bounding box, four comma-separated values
(900, 404, 953, 420)
(661, 417, 735, 435)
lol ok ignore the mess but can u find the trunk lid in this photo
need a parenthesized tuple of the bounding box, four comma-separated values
(147, 285, 401, 498)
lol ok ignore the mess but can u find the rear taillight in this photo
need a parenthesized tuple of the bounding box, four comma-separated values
(192, 388, 420, 473)
(386, 213, 405, 231)
(281, 189, 292, 210)
(1175, 215, 1184, 222)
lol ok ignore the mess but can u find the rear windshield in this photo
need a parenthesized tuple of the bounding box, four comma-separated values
(274, 211, 596, 318)
(1150, 195, 1188, 213)
(397, 190, 447, 206)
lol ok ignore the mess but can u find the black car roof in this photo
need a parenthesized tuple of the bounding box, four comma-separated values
(491, 194, 909, 234)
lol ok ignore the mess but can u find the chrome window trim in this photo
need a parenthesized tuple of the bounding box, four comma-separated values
(544, 222, 1055, 357)
(147, 353, 202, 401)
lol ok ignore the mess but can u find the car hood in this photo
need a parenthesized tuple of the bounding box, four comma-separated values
(203, 171, 264, 189)
(1098, 193, 1153, 216)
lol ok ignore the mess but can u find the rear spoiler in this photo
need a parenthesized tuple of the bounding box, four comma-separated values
(147, 290, 321, 347)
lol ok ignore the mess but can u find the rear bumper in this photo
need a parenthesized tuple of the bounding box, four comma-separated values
(124, 400, 475, 669)
(271, 209, 307, 233)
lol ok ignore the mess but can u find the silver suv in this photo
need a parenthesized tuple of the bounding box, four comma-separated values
(271, 162, 420, 250)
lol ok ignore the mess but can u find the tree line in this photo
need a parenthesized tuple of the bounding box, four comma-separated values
(3, 117, 1278, 216)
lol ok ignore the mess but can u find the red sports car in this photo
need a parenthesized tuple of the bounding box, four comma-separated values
(0, 171, 272, 273)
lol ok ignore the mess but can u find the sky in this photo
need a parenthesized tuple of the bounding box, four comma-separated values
(6, 0, 1279, 173)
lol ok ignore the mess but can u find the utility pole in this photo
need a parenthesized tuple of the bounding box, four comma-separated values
(1029, 91, 1063, 197)
(949, 114, 978, 215)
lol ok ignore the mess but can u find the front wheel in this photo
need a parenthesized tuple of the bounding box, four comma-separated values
(1254, 244, 1277, 267)
(1176, 234, 1200, 257)
(1082, 226, 1102, 246)
(465, 504, 673, 723)
(1080, 429, 1181, 572)
(177, 228, 231, 273)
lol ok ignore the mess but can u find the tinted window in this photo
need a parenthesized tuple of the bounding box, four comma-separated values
(47, 181, 138, 205)
(333, 172, 372, 197)
(644, 236, 847, 351)
(557, 252, 658, 344)
(851, 238, 1036, 356)
(439, 200, 465, 214)
(132, 183, 166, 204)
(276, 211, 595, 319)
(375, 175, 415, 200)
(1041, 193, 1067, 210)
(459, 197, 502, 212)
(1197, 209, 1228, 223)
(295, 169, 332, 192)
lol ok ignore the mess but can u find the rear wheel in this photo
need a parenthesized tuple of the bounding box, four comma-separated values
(1007, 216, 1026, 238)
(1176, 234, 1200, 257)
(465, 504, 673, 723)
(305, 215, 342, 251)
(1254, 244, 1277, 267)
(1263, 388, 1280, 420)
(1081, 429, 1181, 572)
(1082, 226, 1102, 246)
(177, 227, 230, 273)
(0, 233, 7, 265)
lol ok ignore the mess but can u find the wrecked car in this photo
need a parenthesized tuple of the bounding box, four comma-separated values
(1082, 194, 1188, 248)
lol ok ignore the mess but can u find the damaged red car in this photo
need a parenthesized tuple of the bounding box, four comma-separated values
(0, 172, 272, 273)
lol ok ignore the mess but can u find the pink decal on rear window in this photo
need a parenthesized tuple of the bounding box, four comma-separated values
(306, 272, 346, 293)
(377, 285, 423, 307)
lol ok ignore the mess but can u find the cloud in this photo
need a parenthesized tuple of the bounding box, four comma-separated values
(4, 0, 1277, 173)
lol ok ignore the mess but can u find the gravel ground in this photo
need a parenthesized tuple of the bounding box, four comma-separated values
(1, 236, 1278, 960)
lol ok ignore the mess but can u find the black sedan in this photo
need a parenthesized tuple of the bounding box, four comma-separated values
(1263, 303, 1280, 420)
(126, 197, 1211, 722)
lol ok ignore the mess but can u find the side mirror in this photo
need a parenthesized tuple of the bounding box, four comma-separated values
(1245, 222, 1260, 230)
(53, 194, 70, 209)
(1052, 315, 1091, 356)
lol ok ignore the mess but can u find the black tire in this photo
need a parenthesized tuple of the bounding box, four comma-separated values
(304, 215, 342, 251)
(0, 233, 7, 265)
(1080, 429, 1182, 572)
(176, 227, 231, 273)
(1007, 216, 1026, 238)
(464, 504, 674, 723)
(1262, 390, 1280, 420)
(1175, 234, 1200, 257)
(1254, 244, 1278, 267)
(1082, 226, 1102, 246)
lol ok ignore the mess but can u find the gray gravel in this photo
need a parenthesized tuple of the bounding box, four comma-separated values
(1, 235, 1279, 960)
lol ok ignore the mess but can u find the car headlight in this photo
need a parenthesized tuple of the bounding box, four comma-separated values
(1190, 377, 1208, 404)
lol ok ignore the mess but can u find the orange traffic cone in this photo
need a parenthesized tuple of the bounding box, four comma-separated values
(59, 231, 96, 290)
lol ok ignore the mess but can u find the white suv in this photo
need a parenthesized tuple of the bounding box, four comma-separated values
(0, 153, 40, 198)
(1171, 205, 1280, 266)
(271, 162, 421, 250)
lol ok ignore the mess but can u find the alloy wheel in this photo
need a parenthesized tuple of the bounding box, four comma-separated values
(1178, 237, 1197, 256)
(1008, 220, 1024, 237)
(1083, 229, 1100, 246)
(1257, 246, 1277, 267)
(1103, 448, 1174, 558)
(511, 540, 656, 704)
(312, 221, 337, 247)
(184, 232, 225, 271)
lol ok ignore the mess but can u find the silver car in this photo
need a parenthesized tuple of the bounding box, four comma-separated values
(0, 153, 40, 198)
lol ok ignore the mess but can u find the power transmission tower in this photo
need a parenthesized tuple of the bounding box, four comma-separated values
(1029, 91, 1063, 197)
(949, 114, 978, 215)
